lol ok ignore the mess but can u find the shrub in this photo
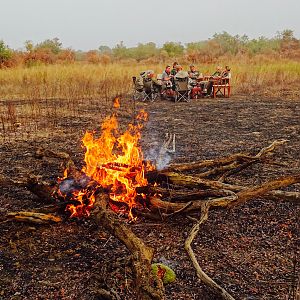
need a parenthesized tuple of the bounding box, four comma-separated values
(0, 40, 13, 68)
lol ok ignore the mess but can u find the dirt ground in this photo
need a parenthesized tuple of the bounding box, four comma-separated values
(0, 96, 299, 300)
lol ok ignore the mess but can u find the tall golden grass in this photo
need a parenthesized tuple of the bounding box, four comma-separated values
(0, 59, 299, 101)
(0, 58, 299, 140)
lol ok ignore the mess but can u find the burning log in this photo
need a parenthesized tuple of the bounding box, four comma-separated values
(93, 193, 164, 300)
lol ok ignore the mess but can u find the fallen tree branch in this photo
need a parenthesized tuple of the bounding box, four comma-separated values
(185, 203, 236, 300)
(217, 160, 256, 182)
(265, 190, 300, 203)
(166, 140, 287, 180)
(150, 196, 205, 214)
(149, 174, 300, 214)
(162, 201, 193, 219)
(167, 153, 251, 172)
(228, 174, 300, 207)
(159, 171, 242, 191)
(183, 171, 298, 300)
(93, 193, 164, 300)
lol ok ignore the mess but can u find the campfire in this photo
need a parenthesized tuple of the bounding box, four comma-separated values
(57, 100, 155, 220)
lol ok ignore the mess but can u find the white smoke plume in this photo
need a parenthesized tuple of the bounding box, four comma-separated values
(145, 133, 175, 171)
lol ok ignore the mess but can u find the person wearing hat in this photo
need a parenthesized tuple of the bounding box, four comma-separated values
(174, 65, 188, 79)
(146, 70, 161, 93)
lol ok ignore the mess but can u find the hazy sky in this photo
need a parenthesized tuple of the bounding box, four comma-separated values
(1, 0, 299, 50)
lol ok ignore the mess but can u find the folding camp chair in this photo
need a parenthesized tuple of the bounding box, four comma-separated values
(142, 78, 159, 102)
(174, 77, 191, 102)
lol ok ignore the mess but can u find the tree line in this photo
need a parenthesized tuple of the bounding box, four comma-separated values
(0, 30, 299, 68)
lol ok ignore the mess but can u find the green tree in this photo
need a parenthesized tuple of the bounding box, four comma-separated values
(212, 32, 244, 55)
(24, 40, 34, 52)
(112, 41, 130, 59)
(276, 29, 295, 42)
(98, 45, 112, 55)
(186, 41, 206, 52)
(130, 42, 158, 61)
(162, 42, 184, 57)
(36, 37, 62, 54)
(276, 29, 300, 53)
(0, 40, 12, 66)
(185, 41, 207, 62)
(246, 36, 280, 55)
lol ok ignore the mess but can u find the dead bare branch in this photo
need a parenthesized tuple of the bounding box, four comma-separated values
(185, 203, 236, 300)
(166, 140, 287, 178)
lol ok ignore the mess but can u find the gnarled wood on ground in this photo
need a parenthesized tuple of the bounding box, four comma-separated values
(35, 147, 71, 160)
(93, 193, 164, 300)
(149, 174, 300, 214)
(158, 171, 243, 191)
(183, 173, 300, 300)
(228, 174, 300, 207)
(165, 139, 287, 184)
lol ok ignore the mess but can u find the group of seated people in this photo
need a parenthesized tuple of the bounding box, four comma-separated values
(138, 62, 231, 99)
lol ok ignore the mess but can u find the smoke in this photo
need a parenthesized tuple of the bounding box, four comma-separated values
(59, 174, 91, 196)
(145, 142, 172, 171)
(142, 115, 175, 170)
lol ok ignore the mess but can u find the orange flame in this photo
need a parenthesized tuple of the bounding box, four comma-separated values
(63, 109, 154, 219)
(113, 97, 120, 109)
(66, 191, 95, 218)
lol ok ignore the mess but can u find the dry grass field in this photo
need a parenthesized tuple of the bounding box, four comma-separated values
(1, 60, 299, 140)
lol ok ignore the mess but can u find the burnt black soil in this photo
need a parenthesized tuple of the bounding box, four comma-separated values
(0, 96, 299, 299)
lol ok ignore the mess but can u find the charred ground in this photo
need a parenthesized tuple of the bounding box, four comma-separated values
(0, 96, 299, 299)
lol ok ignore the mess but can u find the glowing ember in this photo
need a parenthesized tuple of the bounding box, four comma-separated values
(113, 97, 120, 108)
(59, 105, 154, 220)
